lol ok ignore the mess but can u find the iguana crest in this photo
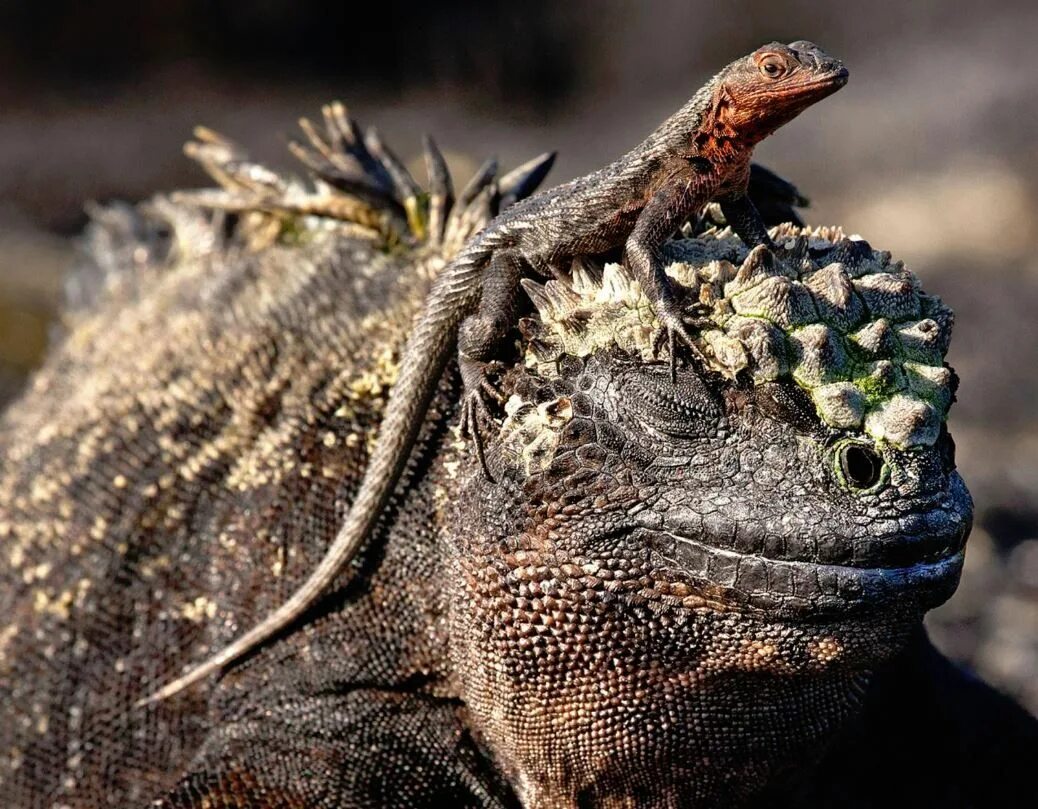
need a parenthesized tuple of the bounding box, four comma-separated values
(519, 224, 955, 449)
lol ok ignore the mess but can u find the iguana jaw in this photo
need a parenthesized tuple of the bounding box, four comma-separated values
(633, 467, 971, 617)
(643, 529, 966, 619)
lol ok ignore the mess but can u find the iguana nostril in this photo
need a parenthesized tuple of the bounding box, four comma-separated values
(838, 443, 885, 491)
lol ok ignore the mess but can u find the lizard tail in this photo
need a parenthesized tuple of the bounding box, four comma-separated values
(138, 238, 497, 706)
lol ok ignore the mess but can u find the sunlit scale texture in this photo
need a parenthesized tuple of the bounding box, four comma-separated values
(0, 204, 461, 806)
(0, 107, 527, 808)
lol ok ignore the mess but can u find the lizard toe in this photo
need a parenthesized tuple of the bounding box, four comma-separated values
(652, 306, 707, 383)
(460, 390, 496, 482)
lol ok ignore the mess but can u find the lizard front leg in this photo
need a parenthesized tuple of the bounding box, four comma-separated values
(719, 193, 777, 249)
(457, 248, 526, 479)
(624, 176, 710, 381)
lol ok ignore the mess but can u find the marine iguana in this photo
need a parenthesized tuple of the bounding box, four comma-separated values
(144, 40, 850, 703)
(2, 44, 1035, 809)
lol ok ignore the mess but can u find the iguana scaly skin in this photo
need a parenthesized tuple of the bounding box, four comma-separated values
(148, 41, 849, 702)
(3, 45, 1037, 809)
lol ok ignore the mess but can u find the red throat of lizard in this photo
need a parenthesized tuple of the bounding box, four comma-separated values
(691, 85, 756, 165)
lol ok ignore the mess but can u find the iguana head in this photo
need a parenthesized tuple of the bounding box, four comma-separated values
(444, 226, 972, 800)
(473, 225, 970, 621)
(717, 41, 849, 140)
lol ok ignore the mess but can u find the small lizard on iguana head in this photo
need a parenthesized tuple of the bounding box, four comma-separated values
(143, 40, 848, 703)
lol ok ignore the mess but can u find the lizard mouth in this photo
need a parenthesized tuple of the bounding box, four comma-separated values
(823, 65, 850, 87)
(781, 69, 848, 104)
(773, 66, 848, 105)
(640, 514, 969, 617)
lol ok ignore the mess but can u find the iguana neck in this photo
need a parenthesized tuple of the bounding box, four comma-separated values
(451, 567, 886, 809)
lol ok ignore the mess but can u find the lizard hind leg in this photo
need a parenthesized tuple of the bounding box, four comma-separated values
(457, 248, 527, 480)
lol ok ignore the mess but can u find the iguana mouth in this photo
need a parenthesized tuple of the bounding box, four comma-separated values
(643, 520, 968, 616)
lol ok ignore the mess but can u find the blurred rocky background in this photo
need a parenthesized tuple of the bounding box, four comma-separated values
(1, 0, 1035, 712)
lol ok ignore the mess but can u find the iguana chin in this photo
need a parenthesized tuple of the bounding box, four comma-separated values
(1, 48, 1037, 809)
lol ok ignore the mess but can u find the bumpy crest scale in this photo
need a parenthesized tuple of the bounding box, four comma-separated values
(521, 224, 955, 448)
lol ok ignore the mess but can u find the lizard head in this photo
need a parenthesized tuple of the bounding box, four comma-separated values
(718, 41, 849, 140)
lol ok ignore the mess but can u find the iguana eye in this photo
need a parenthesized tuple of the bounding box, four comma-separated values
(832, 439, 887, 492)
(759, 55, 787, 79)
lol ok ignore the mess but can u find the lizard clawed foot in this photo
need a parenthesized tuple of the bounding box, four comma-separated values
(459, 357, 507, 481)
(651, 304, 708, 383)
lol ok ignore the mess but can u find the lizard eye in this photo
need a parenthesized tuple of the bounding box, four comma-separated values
(832, 439, 887, 492)
(758, 55, 788, 79)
